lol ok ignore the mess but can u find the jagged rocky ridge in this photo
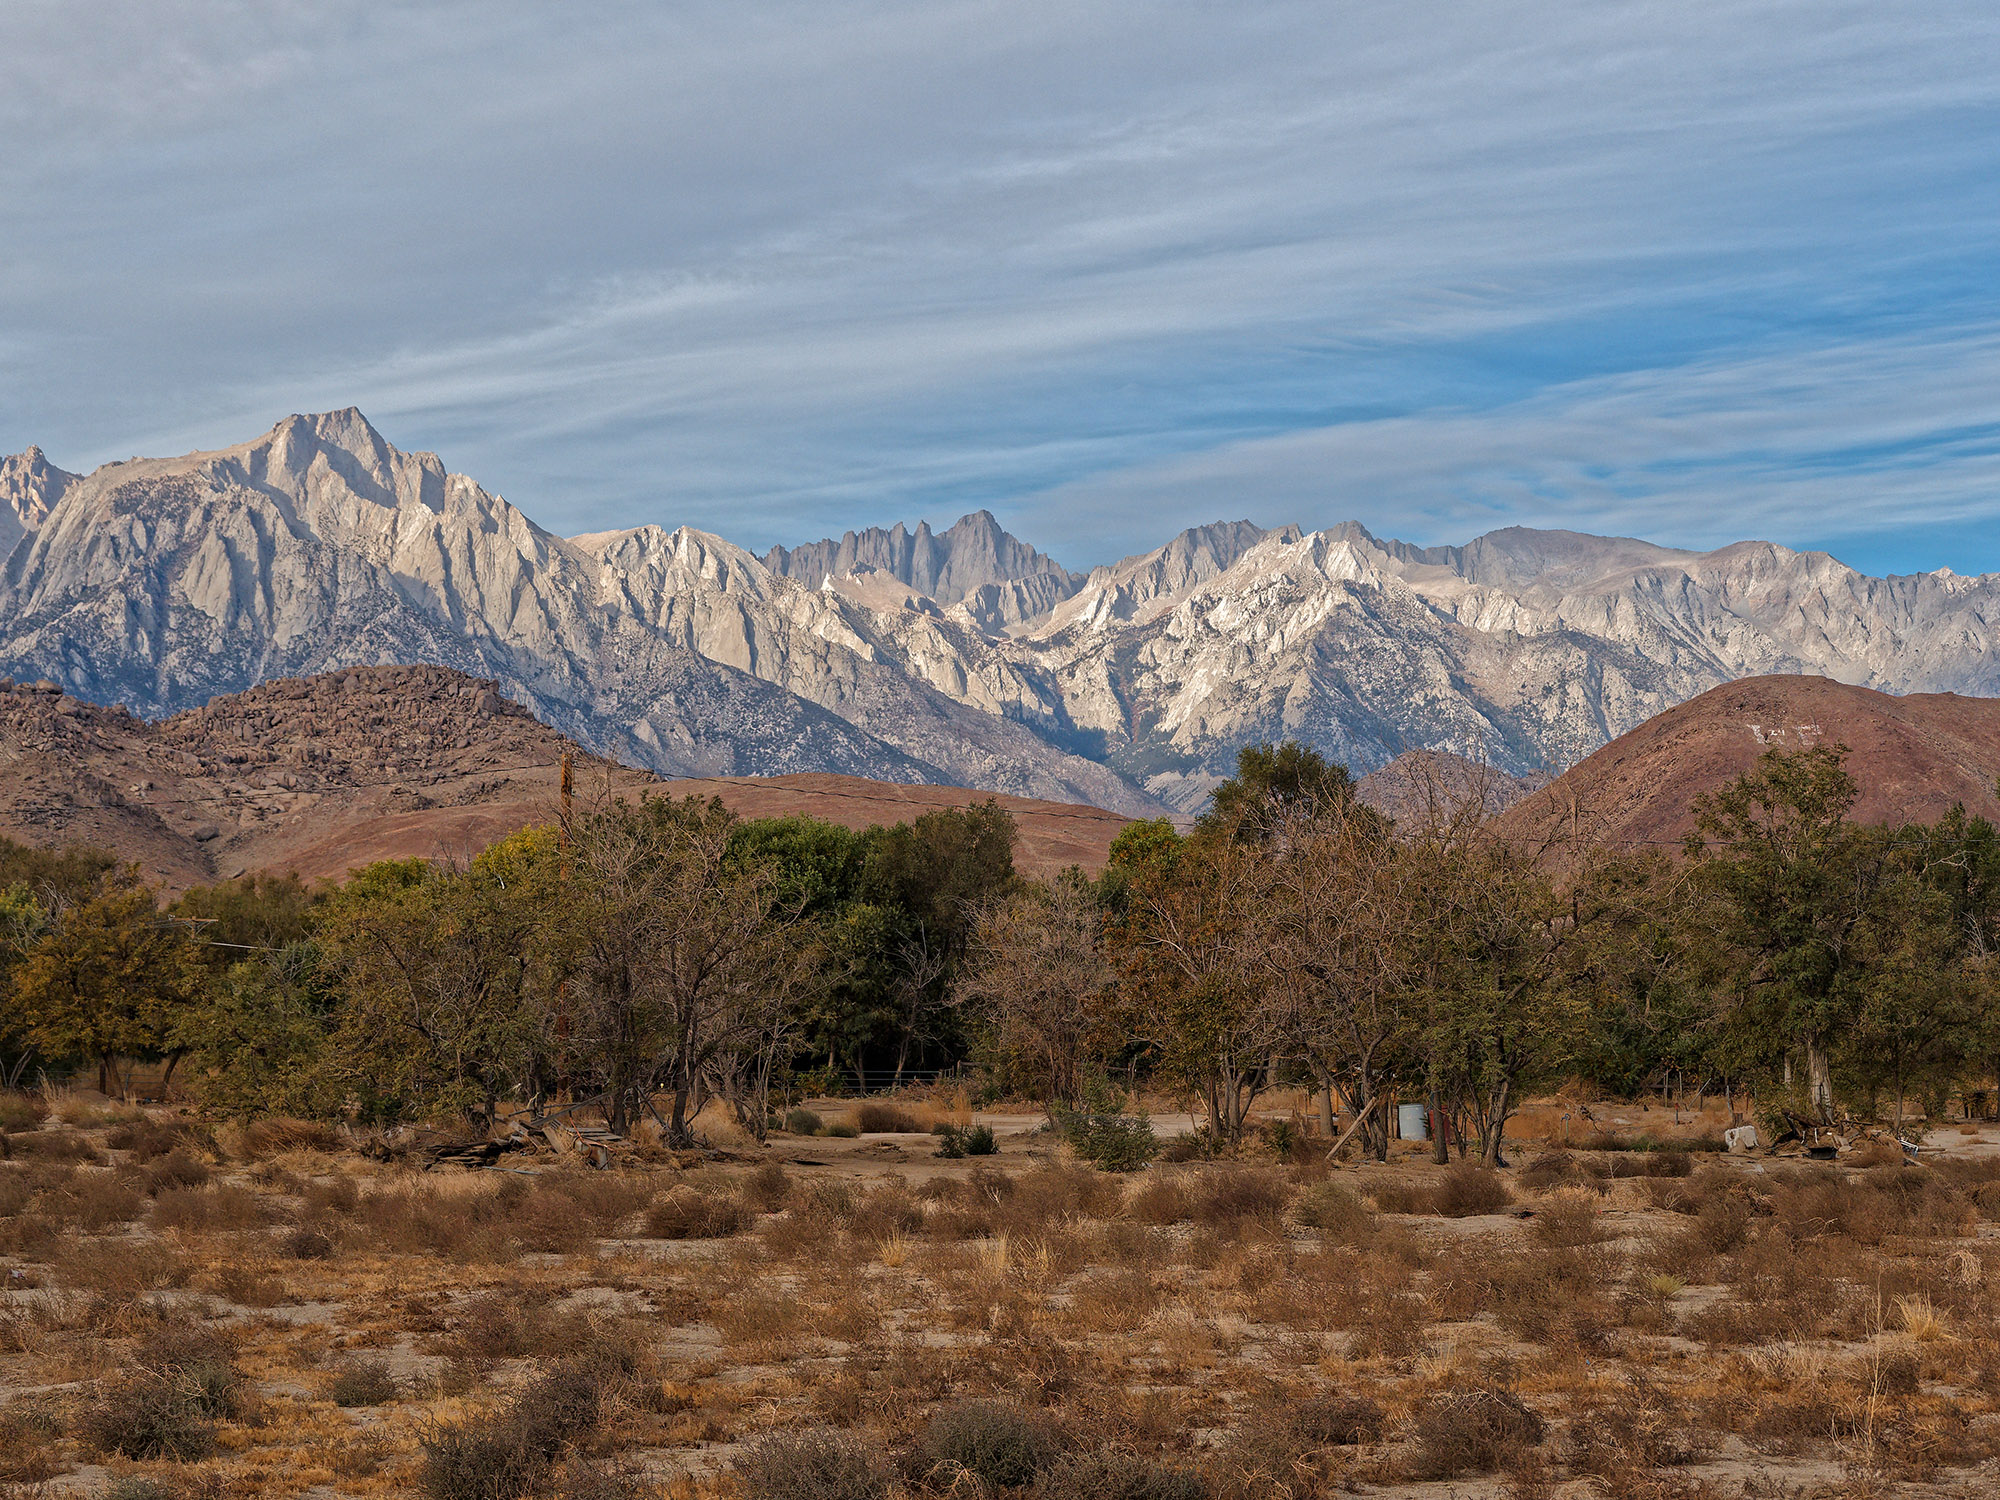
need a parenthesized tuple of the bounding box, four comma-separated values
(4, 408, 1999, 813)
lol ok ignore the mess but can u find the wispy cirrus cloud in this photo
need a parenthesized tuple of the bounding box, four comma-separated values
(2, 1, 1997, 570)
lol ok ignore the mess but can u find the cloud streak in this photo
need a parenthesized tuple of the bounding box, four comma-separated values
(2, 1, 1997, 570)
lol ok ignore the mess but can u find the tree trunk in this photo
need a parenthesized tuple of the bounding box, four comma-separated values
(1481, 1075, 1514, 1168)
(99, 1054, 112, 1097)
(1429, 1086, 1449, 1166)
(1804, 1034, 1834, 1119)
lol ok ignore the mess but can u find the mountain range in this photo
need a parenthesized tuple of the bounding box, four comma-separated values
(5, 408, 1998, 813)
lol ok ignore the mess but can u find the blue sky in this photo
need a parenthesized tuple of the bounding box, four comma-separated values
(4, 1, 1998, 574)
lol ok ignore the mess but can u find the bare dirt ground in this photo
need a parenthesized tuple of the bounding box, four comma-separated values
(5, 1091, 2000, 1499)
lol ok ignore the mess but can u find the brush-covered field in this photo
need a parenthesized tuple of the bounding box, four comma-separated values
(5, 1093, 2000, 1500)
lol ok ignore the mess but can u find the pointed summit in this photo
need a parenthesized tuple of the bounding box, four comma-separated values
(0, 444, 77, 558)
(764, 509, 1081, 616)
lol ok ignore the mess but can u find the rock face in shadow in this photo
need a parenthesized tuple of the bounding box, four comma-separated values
(6, 409, 2000, 820)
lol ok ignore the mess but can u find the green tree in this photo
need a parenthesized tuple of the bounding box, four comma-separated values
(11, 872, 202, 1098)
(1689, 745, 1877, 1118)
(319, 846, 556, 1125)
(1198, 741, 1360, 843)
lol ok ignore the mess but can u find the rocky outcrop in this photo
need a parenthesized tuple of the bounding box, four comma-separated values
(0, 446, 73, 560)
(764, 510, 1082, 630)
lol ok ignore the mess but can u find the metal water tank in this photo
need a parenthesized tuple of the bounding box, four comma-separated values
(1396, 1103, 1429, 1141)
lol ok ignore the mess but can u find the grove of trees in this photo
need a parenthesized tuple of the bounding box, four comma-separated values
(5, 740, 2000, 1153)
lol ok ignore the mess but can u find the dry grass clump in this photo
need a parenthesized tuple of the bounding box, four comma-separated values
(1433, 1162, 1514, 1216)
(1292, 1180, 1375, 1241)
(141, 1149, 214, 1194)
(1561, 1376, 1718, 1478)
(447, 1291, 589, 1360)
(1531, 1186, 1604, 1248)
(735, 1427, 890, 1500)
(107, 1117, 218, 1163)
(644, 1184, 751, 1239)
(237, 1116, 340, 1158)
(744, 1160, 792, 1210)
(355, 1179, 528, 1260)
(0, 1090, 47, 1131)
(82, 1324, 241, 1462)
(1042, 1448, 1207, 1500)
(66, 1169, 147, 1231)
(1127, 1172, 1192, 1225)
(418, 1352, 627, 1500)
(5, 1126, 103, 1162)
(856, 1102, 925, 1133)
(1408, 1387, 1545, 1479)
(329, 1357, 401, 1407)
(0, 1401, 63, 1482)
(1217, 1390, 1384, 1497)
(1187, 1169, 1292, 1231)
(1370, 1163, 1512, 1217)
(908, 1398, 1064, 1490)
(151, 1182, 272, 1232)
(510, 1172, 652, 1251)
(1518, 1150, 1610, 1194)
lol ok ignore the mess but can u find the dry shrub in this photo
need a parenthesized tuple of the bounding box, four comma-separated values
(1765, 1164, 1970, 1247)
(909, 1398, 1063, 1490)
(107, 1117, 216, 1163)
(1367, 1180, 1429, 1215)
(152, 1183, 271, 1232)
(1344, 1291, 1434, 1360)
(357, 1180, 520, 1261)
(330, 1357, 400, 1407)
(1293, 1181, 1375, 1242)
(1408, 1388, 1545, 1479)
(644, 1186, 750, 1239)
(744, 1160, 792, 1211)
(848, 1185, 925, 1245)
(0, 1401, 62, 1482)
(999, 1161, 1121, 1232)
(1128, 1173, 1193, 1225)
(1041, 1448, 1206, 1500)
(539, 1171, 652, 1234)
(239, 1117, 339, 1158)
(6, 1127, 102, 1162)
(0, 1091, 46, 1131)
(142, 1150, 213, 1194)
(283, 1226, 337, 1260)
(1850, 1137, 1904, 1168)
(1518, 1151, 1609, 1193)
(83, 1374, 218, 1460)
(204, 1260, 287, 1308)
(84, 1324, 240, 1461)
(449, 1291, 587, 1360)
(1189, 1169, 1292, 1230)
(53, 1237, 190, 1293)
(64, 1170, 146, 1231)
(419, 1353, 622, 1500)
(735, 1426, 888, 1500)
(1561, 1376, 1718, 1477)
(856, 1102, 924, 1134)
(303, 1173, 360, 1215)
(1432, 1163, 1513, 1217)
(1290, 1393, 1384, 1445)
(1530, 1187, 1603, 1248)
(1219, 1390, 1382, 1498)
